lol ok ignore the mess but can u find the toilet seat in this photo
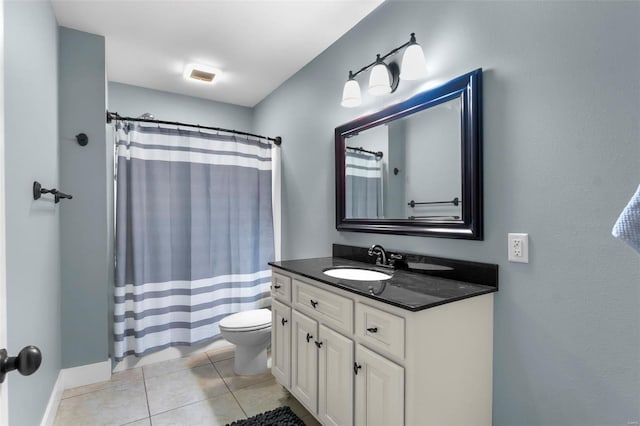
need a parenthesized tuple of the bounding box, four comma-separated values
(219, 308, 271, 332)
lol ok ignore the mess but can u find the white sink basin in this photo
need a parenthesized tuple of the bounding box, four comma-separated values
(323, 267, 392, 281)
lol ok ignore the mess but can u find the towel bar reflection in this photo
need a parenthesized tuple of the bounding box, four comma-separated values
(33, 181, 73, 204)
(408, 197, 459, 208)
(409, 215, 461, 220)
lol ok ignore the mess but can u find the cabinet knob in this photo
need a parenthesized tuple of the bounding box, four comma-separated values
(306, 333, 313, 343)
(310, 299, 318, 309)
(273, 284, 282, 289)
(353, 362, 362, 375)
(314, 341, 323, 349)
(366, 327, 378, 333)
(281, 318, 288, 326)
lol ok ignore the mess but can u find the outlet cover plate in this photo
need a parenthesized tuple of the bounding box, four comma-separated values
(508, 233, 529, 263)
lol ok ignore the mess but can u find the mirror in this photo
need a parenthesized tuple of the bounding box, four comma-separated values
(335, 68, 483, 239)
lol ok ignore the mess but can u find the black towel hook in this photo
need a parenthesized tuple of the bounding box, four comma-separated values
(33, 181, 73, 204)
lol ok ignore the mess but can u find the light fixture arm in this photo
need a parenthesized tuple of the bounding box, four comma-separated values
(348, 33, 416, 80)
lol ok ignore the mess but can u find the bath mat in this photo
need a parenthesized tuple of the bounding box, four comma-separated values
(225, 406, 305, 426)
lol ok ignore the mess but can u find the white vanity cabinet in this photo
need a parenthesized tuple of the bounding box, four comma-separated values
(291, 310, 318, 412)
(270, 275, 292, 388)
(271, 268, 494, 426)
(354, 344, 404, 426)
(317, 323, 354, 426)
(290, 286, 355, 426)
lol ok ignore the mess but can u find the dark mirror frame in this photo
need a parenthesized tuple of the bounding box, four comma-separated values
(335, 68, 483, 239)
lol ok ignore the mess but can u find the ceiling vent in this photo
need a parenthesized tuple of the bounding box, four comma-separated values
(189, 68, 215, 82)
(183, 64, 221, 84)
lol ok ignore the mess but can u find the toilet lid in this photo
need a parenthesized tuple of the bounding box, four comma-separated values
(219, 308, 271, 332)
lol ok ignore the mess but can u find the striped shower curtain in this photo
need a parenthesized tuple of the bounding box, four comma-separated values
(113, 123, 274, 360)
(345, 151, 383, 218)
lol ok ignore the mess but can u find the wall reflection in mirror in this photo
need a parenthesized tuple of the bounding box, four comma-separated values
(345, 96, 462, 221)
(335, 68, 483, 239)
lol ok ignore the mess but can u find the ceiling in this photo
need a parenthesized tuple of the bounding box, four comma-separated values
(52, 0, 384, 107)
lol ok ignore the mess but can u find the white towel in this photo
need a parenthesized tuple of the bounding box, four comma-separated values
(612, 184, 640, 254)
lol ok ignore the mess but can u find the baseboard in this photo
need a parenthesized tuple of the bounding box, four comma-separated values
(113, 338, 233, 372)
(40, 370, 64, 426)
(62, 359, 111, 389)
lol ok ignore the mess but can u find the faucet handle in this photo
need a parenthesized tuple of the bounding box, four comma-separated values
(389, 253, 407, 269)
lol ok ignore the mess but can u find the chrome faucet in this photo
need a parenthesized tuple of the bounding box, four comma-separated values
(368, 244, 406, 269)
(368, 244, 388, 266)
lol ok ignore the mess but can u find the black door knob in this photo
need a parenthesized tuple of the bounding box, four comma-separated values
(0, 345, 42, 383)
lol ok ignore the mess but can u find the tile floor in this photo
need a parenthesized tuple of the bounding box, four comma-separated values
(54, 347, 320, 426)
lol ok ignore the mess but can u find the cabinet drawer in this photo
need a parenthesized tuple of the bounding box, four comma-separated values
(271, 271, 292, 303)
(293, 279, 353, 334)
(355, 303, 405, 360)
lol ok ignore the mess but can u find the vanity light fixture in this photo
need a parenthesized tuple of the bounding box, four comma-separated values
(340, 33, 427, 107)
(341, 71, 362, 107)
(183, 63, 222, 84)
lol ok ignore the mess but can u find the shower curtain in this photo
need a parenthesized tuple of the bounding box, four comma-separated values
(113, 123, 274, 360)
(345, 150, 383, 218)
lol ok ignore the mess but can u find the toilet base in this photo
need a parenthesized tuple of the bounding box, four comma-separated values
(233, 345, 268, 376)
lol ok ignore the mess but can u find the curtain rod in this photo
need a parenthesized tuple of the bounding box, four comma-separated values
(346, 146, 383, 159)
(106, 111, 282, 146)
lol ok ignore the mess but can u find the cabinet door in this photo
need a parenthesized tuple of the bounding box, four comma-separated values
(355, 345, 404, 426)
(271, 299, 291, 388)
(318, 324, 354, 426)
(291, 310, 319, 413)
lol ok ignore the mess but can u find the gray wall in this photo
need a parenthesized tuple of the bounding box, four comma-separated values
(59, 27, 109, 368)
(254, 1, 640, 424)
(4, 2, 62, 424)
(108, 82, 253, 131)
(404, 101, 461, 218)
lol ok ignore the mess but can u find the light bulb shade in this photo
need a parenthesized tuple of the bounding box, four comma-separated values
(400, 43, 427, 80)
(341, 79, 362, 108)
(368, 62, 392, 96)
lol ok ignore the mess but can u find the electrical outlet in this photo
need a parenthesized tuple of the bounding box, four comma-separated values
(508, 233, 529, 263)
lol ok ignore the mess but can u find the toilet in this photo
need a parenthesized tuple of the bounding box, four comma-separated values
(219, 308, 272, 375)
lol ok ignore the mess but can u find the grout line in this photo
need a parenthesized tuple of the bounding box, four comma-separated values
(120, 415, 152, 426)
(212, 360, 248, 419)
(212, 361, 234, 394)
(141, 367, 152, 423)
(229, 388, 249, 419)
(206, 350, 235, 365)
(143, 392, 241, 421)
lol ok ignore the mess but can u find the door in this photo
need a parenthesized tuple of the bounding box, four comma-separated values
(318, 324, 354, 426)
(271, 299, 291, 388)
(0, 0, 7, 422)
(291, 310, 318, 413)
(354, 344, 404, 426)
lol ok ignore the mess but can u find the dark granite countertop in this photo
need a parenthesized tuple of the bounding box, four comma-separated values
(269, 250, 498, 312)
